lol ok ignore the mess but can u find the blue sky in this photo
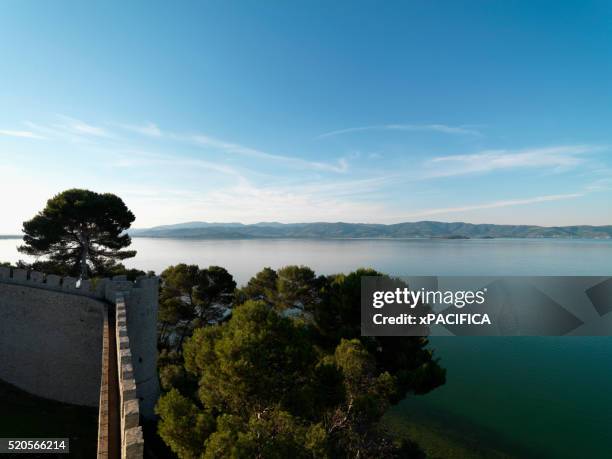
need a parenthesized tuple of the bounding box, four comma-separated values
(0, 1, 611, 232)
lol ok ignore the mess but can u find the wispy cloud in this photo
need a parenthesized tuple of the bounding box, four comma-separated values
(287, 175, 392, 198)
(108, 150, 244, 178)
(425, 145, 601, 178)
(318, 123, 481, 139)
(3, 114, 609, 229)
(24, 116, 113, 142)
(585, 176, 612, 192)
(110, 120, 350, 173)
(191, 133, 349, 173)
(404, 192, 585, 218)
(56, 115, 111, 138)
(0, 129, 45, 139)
(152, 181, 386, 224)
(12, 114, 350, 175)
(119, 122, 162, 137)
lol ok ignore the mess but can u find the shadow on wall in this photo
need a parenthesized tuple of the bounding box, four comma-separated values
(0, 267, 160, 418)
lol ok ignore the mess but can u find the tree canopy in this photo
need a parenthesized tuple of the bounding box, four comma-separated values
(19, 189, 136, 278)
(158, 264, 236, 350)
(156, 265, 445, 458)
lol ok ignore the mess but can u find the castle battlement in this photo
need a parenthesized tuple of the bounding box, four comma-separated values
(0, 266, 157, 304)
(0, 267, 160, 458)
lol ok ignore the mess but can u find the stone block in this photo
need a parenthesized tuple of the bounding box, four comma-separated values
(0, 266, 10, 280)
(121, 362, 134, 380)
(93, 278, 108, 298)
(135, 276, 158, 289)
(123, 399, 140, 429)
(122, 378, 137, 401)
(123, 426, 144, 459)
(13, 269, 27, 282)
(46, 274, 61, 286)
(119, 349, 132, 366)
(62, 277, 77, 290)
(30, 271, 44, 283)
(78, 279, 91, 293)
(119, 335, 130, 350)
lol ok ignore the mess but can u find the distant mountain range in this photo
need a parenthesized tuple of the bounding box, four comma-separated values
(129, 221, 612, 239)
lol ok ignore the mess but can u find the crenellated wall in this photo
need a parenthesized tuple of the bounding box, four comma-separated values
(116, 294, 144, 458)
(0, 266, 160, 419)
(0, 266, 106, 298)
(0, 265, 159, 458)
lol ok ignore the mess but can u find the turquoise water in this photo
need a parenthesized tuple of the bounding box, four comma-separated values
(402, 336, 612, 458)
(1, 237, 611, 457)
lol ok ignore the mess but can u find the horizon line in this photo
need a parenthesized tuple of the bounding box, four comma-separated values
(2, 220, 611, 238)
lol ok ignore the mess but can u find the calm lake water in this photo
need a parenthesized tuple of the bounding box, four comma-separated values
(3, 237, 609, 284)
(1, 237, 611, 457)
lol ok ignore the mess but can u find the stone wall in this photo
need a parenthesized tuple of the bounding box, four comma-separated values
(116, 294, 144, 458)
(0, 281, 104, 406)
(0, 267, 160, 418)
(119, 277, 160, 418)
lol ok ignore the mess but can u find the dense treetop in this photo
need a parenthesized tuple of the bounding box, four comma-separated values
(19, 189, 136, 278)
(156, 265, 445, 458)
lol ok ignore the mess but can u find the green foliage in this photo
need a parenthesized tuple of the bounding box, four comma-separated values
(162, 264, 201, 303)
(315, 270, 444, 399)
(159, 301, 334, 458)
(156, 389, 215, 459)
(195, 266, 236, 314)
(238, 267, 277, 302)
(315, 268, 404, 343)
(157, 265, 446, 458)
(158, 349, 197, 394)
(184, 301, 317, 417)
(240, 266, 446, 397)
(204, 411, 327, 459)
(158, 264, 236, 350)
(18, 189, 136, 278)
(91, 260, 146, 280)
(275, 265, 322, 311)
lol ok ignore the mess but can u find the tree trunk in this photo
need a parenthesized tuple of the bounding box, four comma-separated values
(80, 245, 88, 279)
(79, 231, 89, 279)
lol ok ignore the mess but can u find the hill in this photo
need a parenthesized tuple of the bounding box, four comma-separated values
(129, 221, 612, 239)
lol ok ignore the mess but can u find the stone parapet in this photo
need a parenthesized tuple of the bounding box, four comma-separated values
(0, 266, 154, 303)
(115, 294, 144, 459)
